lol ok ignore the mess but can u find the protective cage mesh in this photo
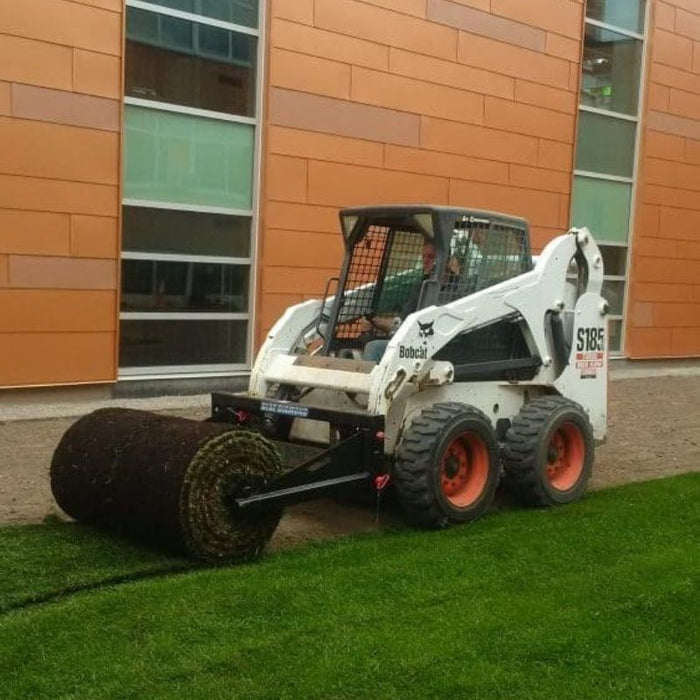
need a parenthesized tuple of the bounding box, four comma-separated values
(435, 217, 533, 369)
(438, 219, 531, 305)
(332, 224, 426, 344)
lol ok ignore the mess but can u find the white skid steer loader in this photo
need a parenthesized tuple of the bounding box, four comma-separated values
(211, 205, 608, 528)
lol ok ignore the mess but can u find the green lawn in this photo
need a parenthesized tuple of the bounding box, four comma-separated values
(1, 474, 698, 699)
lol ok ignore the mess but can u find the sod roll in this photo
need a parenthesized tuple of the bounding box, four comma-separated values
(50, 408, 283, 563)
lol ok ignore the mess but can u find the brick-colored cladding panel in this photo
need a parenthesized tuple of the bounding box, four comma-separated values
(627, 0, 700, 358)
(258, 0, 585, 342)
(0, 0, 121, 387)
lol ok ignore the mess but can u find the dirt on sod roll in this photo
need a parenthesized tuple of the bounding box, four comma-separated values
(50, 408, 283, 563)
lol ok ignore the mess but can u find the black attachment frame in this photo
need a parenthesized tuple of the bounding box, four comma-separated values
(226, 431, 373, 513)
(211, 392, 385, 514)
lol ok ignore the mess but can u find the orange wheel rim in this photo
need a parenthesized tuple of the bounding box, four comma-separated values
(546, 422, 585, 491)
(440, 431, 489, 507)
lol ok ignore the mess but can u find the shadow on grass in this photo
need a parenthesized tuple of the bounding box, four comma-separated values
(0, 521, 196, 614)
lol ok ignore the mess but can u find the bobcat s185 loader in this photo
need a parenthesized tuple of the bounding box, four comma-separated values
(211, 205, 608, 529)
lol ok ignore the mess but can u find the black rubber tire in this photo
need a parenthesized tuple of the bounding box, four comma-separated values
(394, 402, 500, 528)
(502, 396, 594, 507)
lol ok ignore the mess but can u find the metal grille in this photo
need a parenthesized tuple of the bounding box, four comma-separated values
(334, 225, 425, 343)
(438, 219, 531, 304)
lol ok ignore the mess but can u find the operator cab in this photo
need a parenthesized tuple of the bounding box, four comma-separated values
(313, 205, 535, 375)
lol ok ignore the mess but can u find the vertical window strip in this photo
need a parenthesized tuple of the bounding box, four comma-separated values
(573, 0, 649, 355)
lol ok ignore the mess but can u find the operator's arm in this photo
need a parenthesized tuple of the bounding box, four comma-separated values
(358, 279, 424, 336)
(371, 315, 399, 333)
(357, 314, 399, 336)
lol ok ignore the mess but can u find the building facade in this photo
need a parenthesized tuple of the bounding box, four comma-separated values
(0, 0, 698, 394)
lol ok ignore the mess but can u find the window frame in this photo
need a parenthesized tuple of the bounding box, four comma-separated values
(572, 2, 650, 357)
(119, 0, 265, 379)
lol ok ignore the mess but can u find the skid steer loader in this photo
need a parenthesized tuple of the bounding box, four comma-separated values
(211, 205, 608, 528)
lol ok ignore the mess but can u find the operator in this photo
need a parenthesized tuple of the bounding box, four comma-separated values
(360, 240, 459, 362)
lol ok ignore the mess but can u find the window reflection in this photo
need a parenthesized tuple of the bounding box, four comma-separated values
(126, 8, 257, 117)
(120, 319, 248, 366)
(145, 0, 259, 29)
(122, 207, 251, 258)
(121, 260, 249, 312)
(602, 280, 625, 315)
(581, 24, 642, 115)
(599, 246, 627, 277)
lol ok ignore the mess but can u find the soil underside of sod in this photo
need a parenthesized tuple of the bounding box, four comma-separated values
(0, 473, 698, 699)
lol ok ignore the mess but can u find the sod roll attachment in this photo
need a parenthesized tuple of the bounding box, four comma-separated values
(50, 408, 283, 563)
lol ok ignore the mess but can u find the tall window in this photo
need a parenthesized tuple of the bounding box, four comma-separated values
(120, 0, 260, 376)
(571, 0, 647, 354)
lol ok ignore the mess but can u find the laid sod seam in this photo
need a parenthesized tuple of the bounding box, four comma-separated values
(0, 564, 197, 615)
(0, 522, 192, 613)
(0, 474, 697, 699)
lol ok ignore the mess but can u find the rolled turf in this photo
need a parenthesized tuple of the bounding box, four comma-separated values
(50, 408, 283, 563)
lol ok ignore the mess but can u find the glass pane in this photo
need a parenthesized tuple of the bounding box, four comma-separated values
(120, 319, 248, 366)
(124, 105, 255, 210)
(123, 207, 251, 257)
(122, 259, 153, 295)
(126, 8, 257, 116)
(571, 176, 631, 243)
(146, 0, 258, 28)
(608, 319, 622, 353)
(121, 260, 250, 312)
(581, 24, 642, 115)
(599, 245, 627, 276)
(575, 111, 636, 177)
(602, 279, 625, 315)
(586, 0, 646, 34)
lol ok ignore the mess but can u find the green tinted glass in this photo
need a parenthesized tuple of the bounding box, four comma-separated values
(586, 0, 645, 34)
(575, 111, 636, 177)
(581, 24, 642, 116)
(571, 177, 631, 243)
(124, 106, 254, 210)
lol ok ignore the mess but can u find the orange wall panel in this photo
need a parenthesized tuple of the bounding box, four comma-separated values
(0, 290, 117, 333)
(272, 18, 389, 71)
(271, 0, 314, 26)
(270, 48, 352, 99)
(627, 0, 700, 358)
(268, 126, 384, 168)
(0, 117, 119, 184)
(389, 48, 514, 99)
(0, 81, 10, 115)
(0, 0, 122, 389)
(0, 174, 118, 217)
(258, 0, 583, 341)
(0, 332, 116, 387)
(70, 216, 119, 259)
(0, 0, 122, 56)
(0, 210, 71, 256)
(73, 49, 122, 99)
(263, 230, 344, 269)
(0, 34, 74, 91)
(0, 256, 8, 287)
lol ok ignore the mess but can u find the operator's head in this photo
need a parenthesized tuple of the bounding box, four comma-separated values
(422, 240, 436, 274)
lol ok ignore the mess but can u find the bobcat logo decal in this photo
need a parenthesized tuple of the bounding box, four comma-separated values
(417, 320, 435, 338)
(399, 320, 434, 359)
